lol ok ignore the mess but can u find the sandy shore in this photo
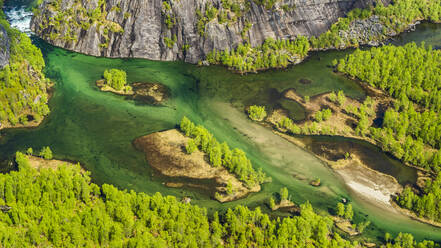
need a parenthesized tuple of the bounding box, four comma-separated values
(336, 163, 402, 207)
(278, 132, 402, 207)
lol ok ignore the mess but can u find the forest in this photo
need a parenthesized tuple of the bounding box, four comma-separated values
(0, 152, 437, 247)
(398, 174, 441, 223)
(0, 10, 50, 127)
(180, 117, 268, 187)
(335, 43, 441, 223)
(336, 43, 441, 173)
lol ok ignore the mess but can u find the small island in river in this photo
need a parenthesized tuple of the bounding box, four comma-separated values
(133, 129, 260, 202)
(96, 68, 170, 105)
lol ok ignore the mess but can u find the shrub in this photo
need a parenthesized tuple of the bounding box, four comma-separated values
(103, 69, 127, 91)
(39, 146, 53, 160)
(248, 105, 267, 121)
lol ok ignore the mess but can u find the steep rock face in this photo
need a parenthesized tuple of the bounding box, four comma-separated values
(31, 0, 389, 63)
(0, 24, 10, 68)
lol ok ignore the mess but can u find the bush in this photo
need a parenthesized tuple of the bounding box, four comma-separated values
(248, 105, 267, 121)
(103, 69, 127, 91)
(39, 146, 53, 160)
(186, 139, 198, 154)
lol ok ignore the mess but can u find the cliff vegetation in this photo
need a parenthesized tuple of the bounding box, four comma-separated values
(0, 3, 50, 130)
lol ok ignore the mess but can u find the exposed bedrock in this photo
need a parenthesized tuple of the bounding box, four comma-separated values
(31, 0, 390, 63)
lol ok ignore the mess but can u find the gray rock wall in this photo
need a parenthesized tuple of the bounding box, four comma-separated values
(0, 25, 10, 68)
(31, 0, 390, 63)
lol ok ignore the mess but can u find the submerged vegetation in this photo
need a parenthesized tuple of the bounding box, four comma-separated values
(0, 9, 50, 128)
(180, 117, 268, 187)
(0, 152, 436, 247)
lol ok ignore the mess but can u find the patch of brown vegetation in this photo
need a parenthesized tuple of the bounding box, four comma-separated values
(133, 129, 260, 202)
(27, 155, 81, 171)
(96, 79, 134, 95)
(96, 80, 170, 105)
(131, 82, 170, 105)
(266, 108, 289, 126)
(333, 216, 359, 236)
(271, 199, 296, 211)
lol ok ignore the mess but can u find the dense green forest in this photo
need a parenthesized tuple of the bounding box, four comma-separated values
(336, 43, 441, 173)
(335, 43, 441, 223)
(180, 117, 268, 187)
(0, 9, 50, 127)
(0, 152, 437, 247)
(207, 0, 441, 72)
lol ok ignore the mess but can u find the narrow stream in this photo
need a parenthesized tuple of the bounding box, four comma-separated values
(1, 2, 441, 242)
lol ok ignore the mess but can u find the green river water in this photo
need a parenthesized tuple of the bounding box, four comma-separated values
(1, 2, 441, 241)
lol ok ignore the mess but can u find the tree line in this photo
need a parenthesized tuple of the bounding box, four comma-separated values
(398, 174, 441, 222)
(0, 152, 436, 247)
(180, 117, 268, 187)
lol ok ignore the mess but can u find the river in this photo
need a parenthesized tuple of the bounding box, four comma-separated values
(1, 1, 441, 242)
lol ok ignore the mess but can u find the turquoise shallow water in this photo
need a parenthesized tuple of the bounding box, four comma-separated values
(1, 2, 441, 241)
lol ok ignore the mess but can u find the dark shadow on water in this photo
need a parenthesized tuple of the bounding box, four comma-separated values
(295, 135, 418, 186)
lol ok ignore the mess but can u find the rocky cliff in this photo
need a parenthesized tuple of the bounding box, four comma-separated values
(0, 24, 10, 68)
(31, 0, 389, 63)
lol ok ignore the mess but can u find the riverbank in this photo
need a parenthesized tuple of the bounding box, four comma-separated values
(276, 131, 403, 207)
(133, 129, 260, 202)
(390, 200, 441, 229)
(0, 113, 44, 131)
